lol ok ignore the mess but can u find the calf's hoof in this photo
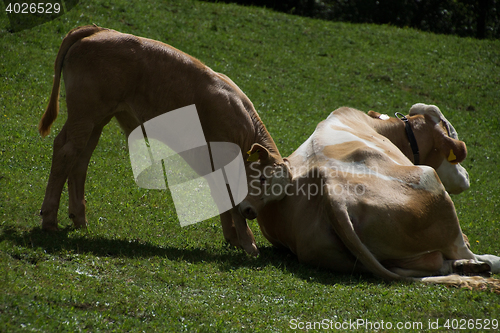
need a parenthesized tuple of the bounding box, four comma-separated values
(41, 221, 59, 231)
(242, 242, 260, 257)
(70, 214, 88, 229)
(225, 236, 241, 248)
(40, 209, 59, 231)
(224, 238, 260, 257)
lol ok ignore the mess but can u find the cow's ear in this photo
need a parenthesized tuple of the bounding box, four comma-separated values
(367, 110, 382, 118)
(368, 110, 391, 120)
(438, 135, 467, 164)
(246, 143, 269, 162)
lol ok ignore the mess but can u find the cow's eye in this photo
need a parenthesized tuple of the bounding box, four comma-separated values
(260, 176, 266, 184)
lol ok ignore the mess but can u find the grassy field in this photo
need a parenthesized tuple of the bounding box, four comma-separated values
(1, 0, 500, 331)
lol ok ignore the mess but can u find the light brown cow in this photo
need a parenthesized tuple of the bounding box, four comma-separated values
(38, 25, 290, 256)
(243, 106, 500, 290)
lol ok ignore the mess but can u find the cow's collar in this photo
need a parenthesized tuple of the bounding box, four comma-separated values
(395, 112, 420, 165)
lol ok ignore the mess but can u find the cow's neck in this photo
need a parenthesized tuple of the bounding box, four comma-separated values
(371, 118, 416, 163)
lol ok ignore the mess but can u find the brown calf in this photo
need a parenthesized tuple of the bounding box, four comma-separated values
(38, 25, 290, 256)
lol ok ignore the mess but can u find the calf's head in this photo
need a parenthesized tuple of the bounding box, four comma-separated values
(239, 143, 291, 220)
(409, 103, 470, 194)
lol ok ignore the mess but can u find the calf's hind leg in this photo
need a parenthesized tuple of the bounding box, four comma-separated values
(67, 120, 111, 228)
(40, 121, 94, 230)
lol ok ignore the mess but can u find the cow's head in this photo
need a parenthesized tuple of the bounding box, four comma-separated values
(239, 143, 291, 220)
(408, 103, 469, 194)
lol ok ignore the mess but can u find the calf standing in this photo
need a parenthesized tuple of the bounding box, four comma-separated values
(38, 25, 290, 255)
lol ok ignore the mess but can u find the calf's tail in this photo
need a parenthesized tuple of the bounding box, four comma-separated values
(38, 25, 107, 137)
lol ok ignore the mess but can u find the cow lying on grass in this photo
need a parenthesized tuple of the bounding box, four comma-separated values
(243, 105, 500, 290)
(38, 25, 290, 256)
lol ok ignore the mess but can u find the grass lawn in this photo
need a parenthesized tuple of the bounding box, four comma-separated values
(1, 0, 499, 331)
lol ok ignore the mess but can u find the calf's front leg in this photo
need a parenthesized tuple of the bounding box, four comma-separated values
(230, 208, 259, 256)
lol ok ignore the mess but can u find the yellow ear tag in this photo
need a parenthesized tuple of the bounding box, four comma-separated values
(447, 149, 458, 163)
(247, 150, 260, 162)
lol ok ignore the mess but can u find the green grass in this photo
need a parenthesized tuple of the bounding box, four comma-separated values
(1, 0, 500, 331)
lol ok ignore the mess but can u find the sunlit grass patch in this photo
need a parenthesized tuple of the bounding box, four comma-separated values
(1, 0, 499, 331)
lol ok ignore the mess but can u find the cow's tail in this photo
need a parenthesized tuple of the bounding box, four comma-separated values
(321, 176, 405, 282)
(38, 25, 107, 137)
(322, 176, 500, 292)
(418, 275, 500, 293)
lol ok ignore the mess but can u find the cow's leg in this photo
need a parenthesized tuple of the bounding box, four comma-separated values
(385, 251, 445, 277)
(230, 208, 259, 256)
(298, 242, 369, 273)
(388, 232, 488, 277)
(475, 254, 500, 274)
(385, 255, 488, 277)
(220, 211, 239, 248)
(41, 122, 94, 230)
(67, 122, 108, 229)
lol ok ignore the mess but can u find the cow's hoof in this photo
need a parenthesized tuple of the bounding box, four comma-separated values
(453, 259, 491, 277)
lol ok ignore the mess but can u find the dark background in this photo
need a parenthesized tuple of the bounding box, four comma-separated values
(207, 0, 499, 39)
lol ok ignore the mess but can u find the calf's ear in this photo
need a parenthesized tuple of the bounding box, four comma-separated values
(247, 143, 270, 162)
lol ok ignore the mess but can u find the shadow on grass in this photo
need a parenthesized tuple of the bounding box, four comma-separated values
(0, 223, 381, 287)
